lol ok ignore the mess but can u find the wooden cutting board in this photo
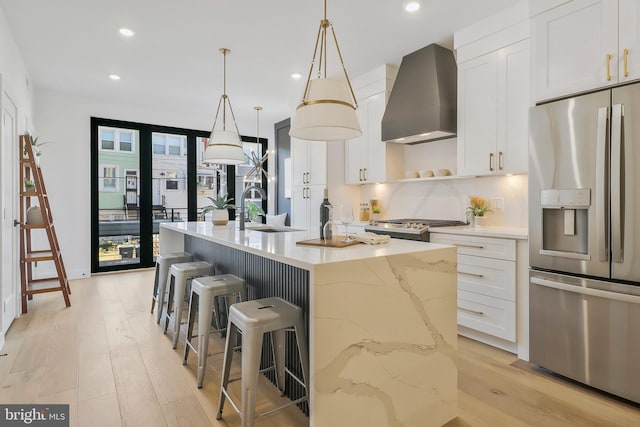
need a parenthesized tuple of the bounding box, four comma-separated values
(296, 236, 361, 248)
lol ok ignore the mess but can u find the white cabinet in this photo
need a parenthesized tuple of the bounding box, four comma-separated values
(533, 0, 640, 102)
(291, 138, 326, 187)
(430, 233, 517, 342)
(456, 28, 530, 176)
(533, 0, 617, 101)
(344, 65, 403, 184)
(457, 52, 498, 176)
(291, 186, 324, 232)
(345, 92, 387, 183)
(291, 138, 326, 231)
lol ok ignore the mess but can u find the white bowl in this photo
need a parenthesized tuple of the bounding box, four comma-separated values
(435, 168, 451, 176)
(419, 169, 434, 178)
(405, 171, 419, 179)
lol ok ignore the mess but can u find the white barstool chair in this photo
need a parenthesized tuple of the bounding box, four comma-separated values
(163, 261, 212, 348)
(183, 274, 247, 388)
(217, 297, 309, 427)
(151, 252, 191, 323)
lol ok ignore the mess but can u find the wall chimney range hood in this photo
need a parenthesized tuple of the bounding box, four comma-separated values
(382, 44, 457, 144)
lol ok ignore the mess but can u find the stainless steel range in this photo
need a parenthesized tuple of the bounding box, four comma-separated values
(364, 219, 466, 241)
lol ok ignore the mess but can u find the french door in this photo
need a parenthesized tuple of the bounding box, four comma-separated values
(91, 117, 237, 273)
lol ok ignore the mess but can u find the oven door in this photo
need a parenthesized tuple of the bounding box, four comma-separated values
(363, 227, 428, 241)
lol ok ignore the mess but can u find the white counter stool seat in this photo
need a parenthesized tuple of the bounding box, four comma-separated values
(217, 297, 309, 427)
(163, 261, 212, 349)
(183, 274, 247, 388)
(151, 252, 192, 324)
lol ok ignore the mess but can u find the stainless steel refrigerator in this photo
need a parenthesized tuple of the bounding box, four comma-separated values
(529, 83, 640, 404)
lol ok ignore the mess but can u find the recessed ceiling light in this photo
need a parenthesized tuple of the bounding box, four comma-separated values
(119, 28, 135, 37)
(405, 2, 420, 12)
(109, 74, 121, 81)
(291, 73, 302, 80)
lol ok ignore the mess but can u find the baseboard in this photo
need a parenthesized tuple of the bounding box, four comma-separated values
(458, 326, 518, 355)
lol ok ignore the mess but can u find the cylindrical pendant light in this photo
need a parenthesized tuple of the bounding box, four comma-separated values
(290, 0, 362, 141)
(203, 48, 246, 165)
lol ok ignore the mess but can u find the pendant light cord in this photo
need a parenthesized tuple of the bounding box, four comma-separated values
(299, 0, 358, 108)
(210, 48, 241, 136)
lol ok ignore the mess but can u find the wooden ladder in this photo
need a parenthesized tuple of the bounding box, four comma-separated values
(18, 134, 71, 313)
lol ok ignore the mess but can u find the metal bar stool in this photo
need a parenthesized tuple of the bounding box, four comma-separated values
(163, 261, 212, 349)
(151, 252, 191, 323)
(183, 274, 247, 388)
(217, 297, 309, 427)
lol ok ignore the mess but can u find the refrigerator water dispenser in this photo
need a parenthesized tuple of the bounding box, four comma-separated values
(540, 189, 591, 258)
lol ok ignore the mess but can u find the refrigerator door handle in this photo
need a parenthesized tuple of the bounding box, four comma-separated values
(596, 106, 610, 262)
(611, 104, 624, 263)
(531, 276, 640, 305)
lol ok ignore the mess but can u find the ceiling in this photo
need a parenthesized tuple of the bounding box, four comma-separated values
(1, 0, 523, 134)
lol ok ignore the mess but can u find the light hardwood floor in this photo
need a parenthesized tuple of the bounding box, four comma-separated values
(1, 270, 639, 427)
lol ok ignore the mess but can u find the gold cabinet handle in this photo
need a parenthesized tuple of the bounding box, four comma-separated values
(458, 271, 485, 278)
(606, 53, 612, 81)
(458, 306, 485, 316)
(624, 49, 630, 77)
(489, 153, 494, 171)
(498, 151, 504, 170)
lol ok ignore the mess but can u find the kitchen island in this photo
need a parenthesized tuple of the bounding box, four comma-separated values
(160, 221, 458, 427)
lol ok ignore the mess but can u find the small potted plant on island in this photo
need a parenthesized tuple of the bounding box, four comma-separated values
(202, 194, 236, 225)
(246, 201, 265, 224)
(466, 196, 492, 228)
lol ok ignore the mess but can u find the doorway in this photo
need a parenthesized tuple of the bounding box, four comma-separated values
(91, 117, 240, 273)
(1, 88, 18, 336)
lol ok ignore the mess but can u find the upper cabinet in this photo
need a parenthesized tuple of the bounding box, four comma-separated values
(533, 0, 640, 102)
(455, 3, 531, 177)
(344, 65, 403, 184)
(291, 138, 326, 187)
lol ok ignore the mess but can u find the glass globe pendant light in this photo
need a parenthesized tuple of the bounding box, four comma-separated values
(289, 0, 362, 141)
(203, 48, 246, 165)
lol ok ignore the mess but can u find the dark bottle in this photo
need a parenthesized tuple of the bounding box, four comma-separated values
(319, 188, 331, 239)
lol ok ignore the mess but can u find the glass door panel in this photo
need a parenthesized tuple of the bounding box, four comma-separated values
(152, 132, 188, 259)
(97, 126, 141, 268)
(196, 136, 229, 222)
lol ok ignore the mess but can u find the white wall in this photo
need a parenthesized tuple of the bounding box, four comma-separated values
(356, 140, 528, 227)
(34, 88, 277, 279)
(361, 174, 528, 227)
(0, 5, 35, 341)
(0, 8, 34, 132)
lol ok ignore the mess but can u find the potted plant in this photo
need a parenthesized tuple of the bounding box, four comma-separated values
(246, 201, 265, 223)
(24, 135, 52, 166)
(202, 194, 236, 225)
(24, 178, 36, 191)
(372, 206, 382, 221)
(465, 196, 492, 227)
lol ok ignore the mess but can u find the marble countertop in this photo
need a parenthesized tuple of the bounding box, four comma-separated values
(430, 225, 528, 240)
(161, 221, 453, 270)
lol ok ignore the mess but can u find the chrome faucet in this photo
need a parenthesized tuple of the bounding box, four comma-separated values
(239, 185, 267, 231)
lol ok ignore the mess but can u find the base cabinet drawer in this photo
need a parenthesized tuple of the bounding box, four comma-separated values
(458, 254, 516, 300)
(458, 290, 516, 342)
(430, 233, 516, 260)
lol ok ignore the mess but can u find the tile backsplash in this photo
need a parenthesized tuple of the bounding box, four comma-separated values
(360, 174, 528, 227)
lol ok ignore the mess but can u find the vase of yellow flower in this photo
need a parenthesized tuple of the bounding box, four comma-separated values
(466, 196, 492, 228)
